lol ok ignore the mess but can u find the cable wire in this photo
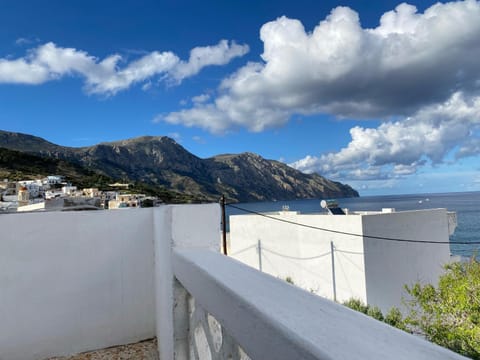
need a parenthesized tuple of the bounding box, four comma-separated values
(226, 203, 480, 245)
(261, 247, 331, 260)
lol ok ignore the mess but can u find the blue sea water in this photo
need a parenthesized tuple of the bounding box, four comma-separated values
(226, 191, 480, 257)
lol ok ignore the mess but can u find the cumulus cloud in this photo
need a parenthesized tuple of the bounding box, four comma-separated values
(169, 40, 249, 82)
(0, 40, 248, 95)
(161, 0, 480, 181)
(163, 0, 480, 133)
(290, 92, 480, 179)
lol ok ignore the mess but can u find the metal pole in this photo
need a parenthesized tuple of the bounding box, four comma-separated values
(257, 239, 263, 272)
(220, 195, 227, 255)
(330, 241, 337, 302)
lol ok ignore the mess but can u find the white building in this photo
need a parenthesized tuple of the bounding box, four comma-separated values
(17, 180, 43, 198)
(108, 193, 145, 209)
(62, 185, 78, 195)
(43, 175, 65, 186)
(229, 208, 457, 313)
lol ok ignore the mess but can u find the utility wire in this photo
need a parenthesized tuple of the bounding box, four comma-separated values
(226, 203, 480, 245)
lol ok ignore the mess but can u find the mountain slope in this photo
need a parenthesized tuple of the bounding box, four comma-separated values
(0, 147, 200, 203)
(207, 152, 358, 201)
(0, 130, 359, 202)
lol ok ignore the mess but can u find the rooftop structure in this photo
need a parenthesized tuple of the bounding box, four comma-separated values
(0, 205, 465, 359)
(229, 207, 457, 312)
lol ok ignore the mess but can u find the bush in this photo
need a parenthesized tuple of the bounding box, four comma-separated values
(384, 307, 407, 331)
(404, 258, 480, 359)
(367, 306, 385, 322)
(343, 298, 369, 314)
(343, 299, 404, 328)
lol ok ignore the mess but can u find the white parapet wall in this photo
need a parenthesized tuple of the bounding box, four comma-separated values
(362, 208, 452, 312)
(229, 210, 366, 302)
(229, 208, 453, 312)
(0, 209, 156, 360)
(0, 204, 220, 360)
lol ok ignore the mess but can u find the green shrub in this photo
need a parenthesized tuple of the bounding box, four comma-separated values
(343, 298, 369, 314)
(343, 299, 406, 331)
(367, 306, 385, 322)
(384, 307, 407, 331)
(404, 258, 480, 359)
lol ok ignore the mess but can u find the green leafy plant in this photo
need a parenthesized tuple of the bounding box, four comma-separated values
(367, 306, 385, 322)
(384, 307, 407, 331)
(404, 258, 480, 359)
(343, 298, 369, 314)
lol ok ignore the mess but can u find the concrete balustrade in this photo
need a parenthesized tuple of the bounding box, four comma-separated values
(173, 248, 466, 360)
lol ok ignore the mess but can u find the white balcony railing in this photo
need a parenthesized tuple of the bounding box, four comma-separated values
(170, 248, 466, 360)
(0, 204, 467, 360)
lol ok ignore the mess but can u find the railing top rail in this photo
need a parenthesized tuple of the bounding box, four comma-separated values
(173, 248, 466, 360)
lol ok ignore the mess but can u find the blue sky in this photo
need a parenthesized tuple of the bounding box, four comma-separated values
(1, 0, 480, 196)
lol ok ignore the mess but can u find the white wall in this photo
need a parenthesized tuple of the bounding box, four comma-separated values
(363, 209, 452, 313)
(230, 209, 453, 312)
(0, 209, 156, 360)
(229, 211, 367, 303)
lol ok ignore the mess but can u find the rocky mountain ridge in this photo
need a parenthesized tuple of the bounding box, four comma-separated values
(0, 130, 359, 202)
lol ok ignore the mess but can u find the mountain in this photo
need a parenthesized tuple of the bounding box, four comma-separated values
(0, 147, 198, 203)
(0, 130, 359, 202)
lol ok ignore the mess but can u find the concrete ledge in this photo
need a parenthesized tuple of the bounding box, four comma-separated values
(173, 248, 466, 360)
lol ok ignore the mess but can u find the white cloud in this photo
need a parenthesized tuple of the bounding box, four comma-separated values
(0, 40, 248, 95)
(163, 0, 480, 133)
(457, 138, 480, 159)
(170, 40, 249, 82)
(192, 93, 211, 104)
(0, 57, 49, 84)
(15, 37, 39, 46)
(290, 92, 480, 179)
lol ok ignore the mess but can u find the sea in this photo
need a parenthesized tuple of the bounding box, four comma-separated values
(226, 191, 480, 258)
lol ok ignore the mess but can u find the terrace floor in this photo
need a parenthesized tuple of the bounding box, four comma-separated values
(46, 338, 158, 360)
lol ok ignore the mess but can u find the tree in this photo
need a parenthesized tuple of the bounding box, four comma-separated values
(404, 258, 480, 359)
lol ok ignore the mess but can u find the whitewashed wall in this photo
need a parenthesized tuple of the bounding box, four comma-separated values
(363, 209, 452, 313)
(229, 209, 452, 312)
(229, 211, 367, 303)
(0, 209, 156, 360)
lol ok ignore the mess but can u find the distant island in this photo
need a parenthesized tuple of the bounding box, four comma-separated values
(0, 130, 358, 203)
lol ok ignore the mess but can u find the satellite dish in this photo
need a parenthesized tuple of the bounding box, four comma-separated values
(320, 200, 327, 209)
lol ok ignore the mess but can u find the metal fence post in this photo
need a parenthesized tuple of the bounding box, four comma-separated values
(330, 241, 337, 302)
(257, 239, 263, 272)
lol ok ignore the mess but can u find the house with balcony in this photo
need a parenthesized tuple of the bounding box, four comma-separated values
(0, 205, 466, 359)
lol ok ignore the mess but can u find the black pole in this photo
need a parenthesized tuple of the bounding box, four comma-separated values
(220, 195, 227, 255)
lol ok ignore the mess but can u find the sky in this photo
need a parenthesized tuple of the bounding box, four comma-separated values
(1, 0, 480, 196)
